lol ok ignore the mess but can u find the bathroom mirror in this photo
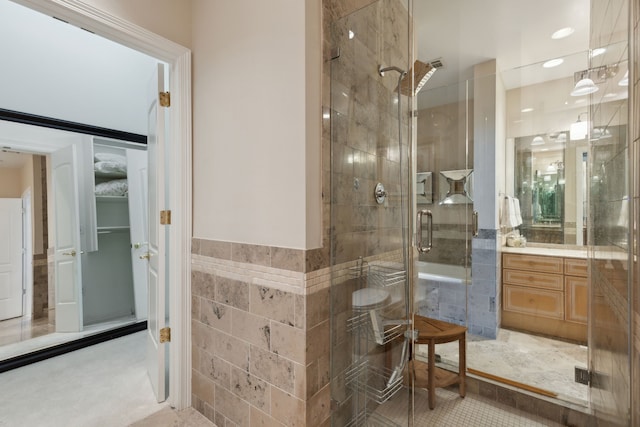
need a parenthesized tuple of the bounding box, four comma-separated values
(514, 133, 589, 245)
(439, 169, 473, 205)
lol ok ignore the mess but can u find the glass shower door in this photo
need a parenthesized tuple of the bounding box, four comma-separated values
(328, 0, 413, 425)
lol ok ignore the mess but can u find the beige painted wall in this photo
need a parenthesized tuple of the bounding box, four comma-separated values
(82, 0, 192, 48)
(83, 0, 323, 250)
(0, 168, 23, 198)
(20, 155, 34, 195)
(191, 0, 322, 249)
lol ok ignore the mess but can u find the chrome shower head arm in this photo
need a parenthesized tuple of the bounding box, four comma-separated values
(379, 65, 407, 77)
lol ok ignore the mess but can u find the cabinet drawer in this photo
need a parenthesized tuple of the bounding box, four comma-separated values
(503, 269, 563, 290)
(565, 276, 588, 323)
(503, 285, 564, 320)
(503, 253, 563, 274)
(564, 258, 587, 277)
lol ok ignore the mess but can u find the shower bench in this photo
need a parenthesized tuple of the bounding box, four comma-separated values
(411, 315, 467, 409)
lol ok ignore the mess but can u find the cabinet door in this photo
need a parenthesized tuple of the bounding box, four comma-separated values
(565, 276, 588, 323)
(503, 284, 564, 319)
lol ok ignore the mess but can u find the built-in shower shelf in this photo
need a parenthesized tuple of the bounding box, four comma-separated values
(345, 360, 404, 405)
(346, 311, 405, 345)
(349, 261, 406, 288)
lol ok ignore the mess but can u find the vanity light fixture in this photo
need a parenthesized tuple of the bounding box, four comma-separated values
(570, 113, 589, 140)
(571, 75, 598, 96)
(551, 27, 575, 40)
(531, 135, 545, 145)
(543, 58, 564, 68)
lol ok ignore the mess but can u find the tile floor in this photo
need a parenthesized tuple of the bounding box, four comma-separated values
(0, 316, 53, 347)
(0, 326, 582, 427)
(376, 387, 565, 426)
(418, 328, 589, 405)
(0, 315, 138, 362)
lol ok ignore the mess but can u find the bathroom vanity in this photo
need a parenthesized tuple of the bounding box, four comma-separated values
(501, 247, 587, 343)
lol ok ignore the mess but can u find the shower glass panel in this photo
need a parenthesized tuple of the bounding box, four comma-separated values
(414, 79, 473, 333)
(329, 0, 413, 425)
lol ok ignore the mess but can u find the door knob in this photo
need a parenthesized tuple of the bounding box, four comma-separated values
(62, 250, 76, 257)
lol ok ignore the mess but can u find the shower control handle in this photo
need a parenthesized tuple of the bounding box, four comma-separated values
(416, 209, 433, 253)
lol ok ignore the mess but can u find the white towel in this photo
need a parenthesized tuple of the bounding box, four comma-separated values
(500, 196, 523, 228)
(512, 197, 523, 226)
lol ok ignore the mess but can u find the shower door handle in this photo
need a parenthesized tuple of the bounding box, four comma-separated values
(472, 210, 479, 237)
(416, 209, 433, 253)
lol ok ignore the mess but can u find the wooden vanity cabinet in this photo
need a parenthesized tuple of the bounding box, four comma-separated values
(564, 258, 588, 324)
(501, 253, 587, 343)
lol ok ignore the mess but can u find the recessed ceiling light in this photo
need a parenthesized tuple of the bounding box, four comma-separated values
(521, 107, 534, 113)
(543, 58, 564, 68)
(604, 92, 617, 98)
(590, 48, 606, 57)
(551, 27, 575, 40)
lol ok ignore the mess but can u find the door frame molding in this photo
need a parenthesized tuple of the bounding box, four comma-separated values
(11, 0, 192, 409)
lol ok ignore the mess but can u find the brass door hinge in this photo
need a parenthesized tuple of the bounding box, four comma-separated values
(160, 327, 171, 343)
(160, 210, 171, 225)
(159, 91, 170, 107)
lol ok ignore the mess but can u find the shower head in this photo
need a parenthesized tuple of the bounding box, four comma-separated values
(398, 60, 436, 96)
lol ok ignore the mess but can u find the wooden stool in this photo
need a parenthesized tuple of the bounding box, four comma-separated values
(411, 315, 467, 409)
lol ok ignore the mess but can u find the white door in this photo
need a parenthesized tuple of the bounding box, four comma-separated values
(0, 198, 23, 321)
(145, 63, 168, 402)
(127, 149, 149, 321)
(52, 145, 83, 332)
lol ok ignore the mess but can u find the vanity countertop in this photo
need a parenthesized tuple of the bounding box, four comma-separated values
(501, 245, 588, 259)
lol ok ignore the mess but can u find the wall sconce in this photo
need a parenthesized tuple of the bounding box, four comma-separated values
(570, 112, 589, 140)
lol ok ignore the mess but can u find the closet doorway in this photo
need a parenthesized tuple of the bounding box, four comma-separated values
(0, 0, 191, 407)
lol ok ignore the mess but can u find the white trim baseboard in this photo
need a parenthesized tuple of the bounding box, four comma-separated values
(10, 0, 193, 410)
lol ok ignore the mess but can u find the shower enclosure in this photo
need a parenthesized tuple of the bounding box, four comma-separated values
(329, 0, 415, 425)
